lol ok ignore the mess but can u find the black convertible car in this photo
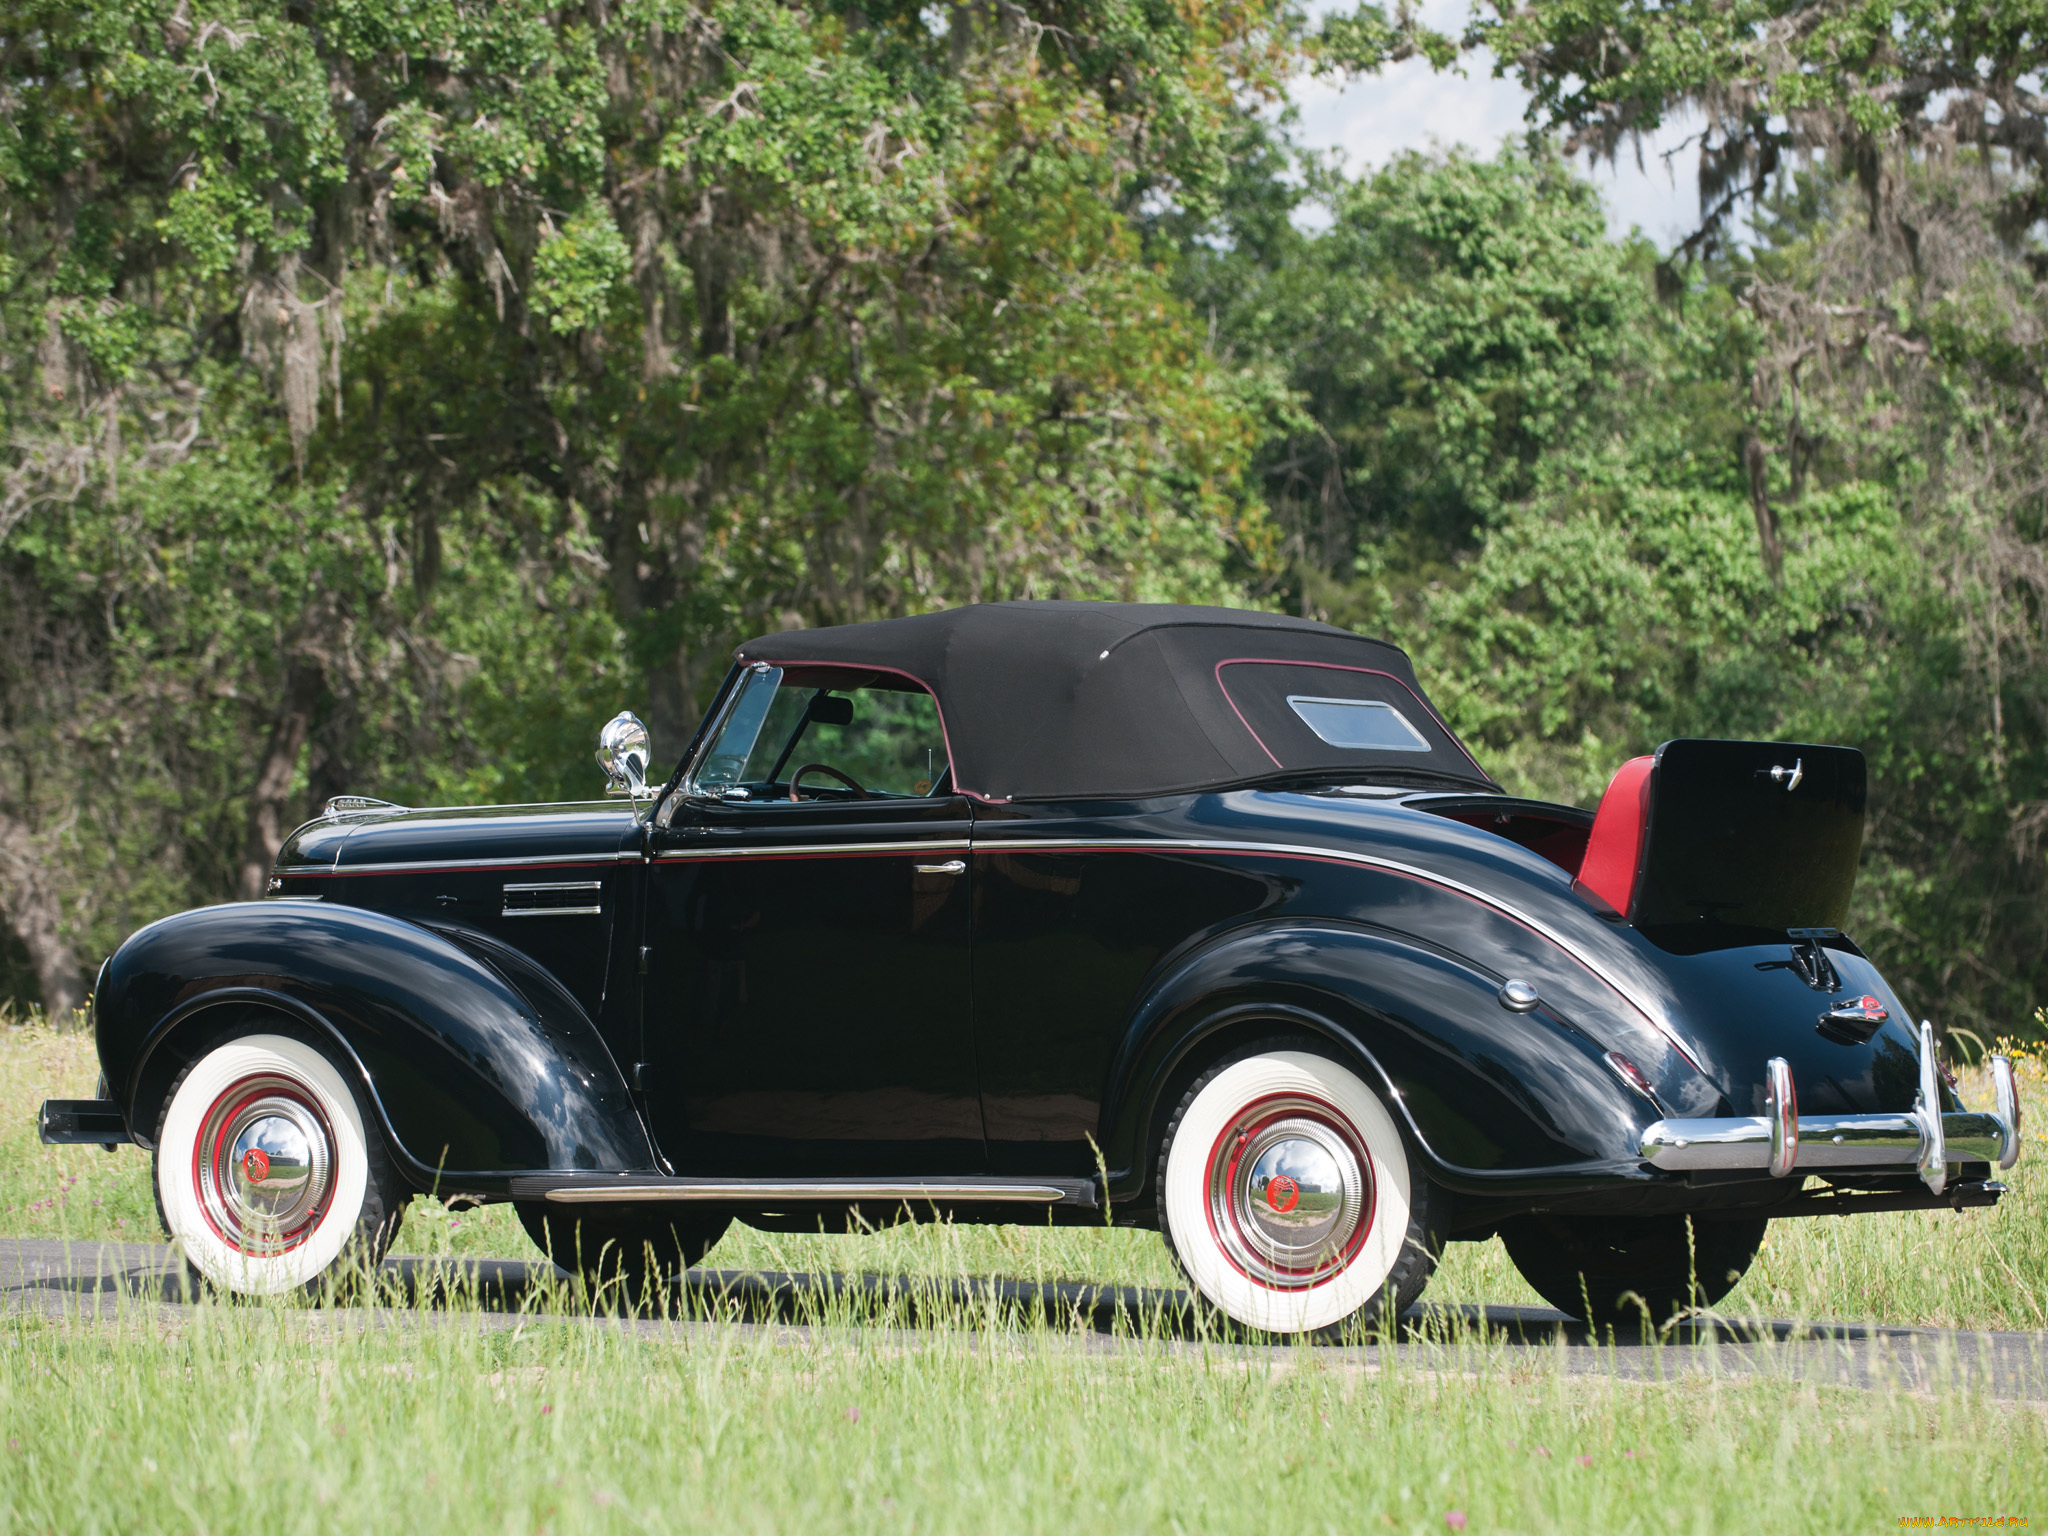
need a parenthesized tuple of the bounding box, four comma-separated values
(41, 603, 2024, 1330)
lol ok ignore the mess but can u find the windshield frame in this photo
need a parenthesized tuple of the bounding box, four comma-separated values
(679, 663, 783, 800)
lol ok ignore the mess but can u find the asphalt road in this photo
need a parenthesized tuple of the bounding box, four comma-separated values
(5, 1236, 2044, 1399)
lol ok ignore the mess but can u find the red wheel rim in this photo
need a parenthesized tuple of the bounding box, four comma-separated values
(189, 1072, 336, 1256)
(1202, 1092, 1375, 1291)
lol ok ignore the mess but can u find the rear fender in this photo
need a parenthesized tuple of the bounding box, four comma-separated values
(96, 902, 654, 1189)
(1099, 923, 1660, 1202)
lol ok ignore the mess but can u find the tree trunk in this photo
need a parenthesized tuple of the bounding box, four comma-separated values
(236, 663, 324, 901)
(1743, 432, 1783, 582)
(646, 642, 702, 772)
(0, 810, 87, 1023)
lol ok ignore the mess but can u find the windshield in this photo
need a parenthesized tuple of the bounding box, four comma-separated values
(689, 665, 950, 800)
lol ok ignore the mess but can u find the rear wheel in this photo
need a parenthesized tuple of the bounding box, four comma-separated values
(1158, 1044, 1438, 1334)
(517, 1205, 731, 1292)
(1500, 1212, 1768, 1327)
(154, 1030, 407, 1295)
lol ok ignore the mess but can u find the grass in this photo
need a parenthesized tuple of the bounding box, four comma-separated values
(2, 1288, 2044, 1536)
(3, 1013, 2045, 1533)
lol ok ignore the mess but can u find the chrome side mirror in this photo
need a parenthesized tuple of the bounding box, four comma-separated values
(597, 711, 654, 798)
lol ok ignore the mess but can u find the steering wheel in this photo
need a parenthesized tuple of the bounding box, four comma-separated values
(788, 763, 870, 801)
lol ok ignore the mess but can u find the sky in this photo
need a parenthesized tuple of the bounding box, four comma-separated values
(1286, 0, 1707, 248)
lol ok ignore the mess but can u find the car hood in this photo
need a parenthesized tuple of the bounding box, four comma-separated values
(277, 801, 644, 873)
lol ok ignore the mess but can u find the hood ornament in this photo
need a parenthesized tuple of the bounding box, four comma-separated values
(321, 795, 407, 820)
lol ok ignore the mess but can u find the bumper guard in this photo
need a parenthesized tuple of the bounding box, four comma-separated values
(1640, 1022, 2023, 1195)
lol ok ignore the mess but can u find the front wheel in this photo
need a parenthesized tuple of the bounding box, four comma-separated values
(1499, 1212, 1768, 1327)
(154, 1030, 407, 1295)
(1158, 1045, 1439, 1334)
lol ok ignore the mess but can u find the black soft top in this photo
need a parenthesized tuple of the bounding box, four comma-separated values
(732, 602, 1495, 802)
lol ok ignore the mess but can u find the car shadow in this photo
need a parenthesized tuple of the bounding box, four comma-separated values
(379, 1256, 1926, 1349)
(4, 1240, 1928, 1350)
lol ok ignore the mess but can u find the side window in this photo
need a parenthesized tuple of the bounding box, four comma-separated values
(690, 667, 949, 800)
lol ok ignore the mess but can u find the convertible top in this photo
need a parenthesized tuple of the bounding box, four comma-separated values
(732, 602, 1496, 801)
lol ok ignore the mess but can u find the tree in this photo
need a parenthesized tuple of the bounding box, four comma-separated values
(1179, 135, 2045, 1032)
(0, 0, 1286, 1012)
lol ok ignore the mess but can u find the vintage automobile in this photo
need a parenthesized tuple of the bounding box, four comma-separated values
(40, 602, 2025, 1330)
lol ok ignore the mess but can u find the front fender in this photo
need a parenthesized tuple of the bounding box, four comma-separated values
(1100, 922, 1664, 1199)
(96, 902, 655, 1187)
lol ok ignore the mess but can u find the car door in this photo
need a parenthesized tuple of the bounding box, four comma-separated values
(970, 805, 1279, 1178)
(640, 666, 983, 1175)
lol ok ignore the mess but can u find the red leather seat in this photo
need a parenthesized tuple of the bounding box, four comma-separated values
(1575, 755, 1654, 916)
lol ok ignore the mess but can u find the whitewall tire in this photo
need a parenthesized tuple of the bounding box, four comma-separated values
(154, 1031, 403, 1295)
(1159, 1046, 1436, 1333)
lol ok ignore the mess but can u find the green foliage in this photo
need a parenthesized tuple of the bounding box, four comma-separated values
(530, 206, 633, 335)
(0, 0, 1284, 995)
(1177, 136, 2045, 1032)
(0, 0, 2042, 1038)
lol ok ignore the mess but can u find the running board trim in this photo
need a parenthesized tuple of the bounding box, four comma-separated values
(508, 1174, 1100, 1209)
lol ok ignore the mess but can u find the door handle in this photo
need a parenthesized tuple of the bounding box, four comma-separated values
(913, 859, 966, 875)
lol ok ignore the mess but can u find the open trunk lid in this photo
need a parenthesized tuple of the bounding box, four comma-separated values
(1629, 738, 1867, 936)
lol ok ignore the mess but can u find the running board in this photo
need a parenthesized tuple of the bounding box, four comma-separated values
(507, 1173, 1100, 1209)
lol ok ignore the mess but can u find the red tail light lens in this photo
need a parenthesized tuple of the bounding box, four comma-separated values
(1605, 1051, 1656, 1100)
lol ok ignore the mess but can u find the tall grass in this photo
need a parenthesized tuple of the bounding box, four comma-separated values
(1, 1269, 2043, 1535)
(4, 1014, 2044, 1328)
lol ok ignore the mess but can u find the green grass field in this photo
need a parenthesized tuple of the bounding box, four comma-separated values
(4, 1293, 2043, 1535)
(4, 1017, 2045, 1533)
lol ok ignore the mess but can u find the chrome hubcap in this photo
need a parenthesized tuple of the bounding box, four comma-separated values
(1207, 1099, 1371, 1289)
(193, 1076, 334, 1255)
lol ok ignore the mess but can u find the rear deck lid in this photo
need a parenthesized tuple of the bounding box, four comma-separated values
(1631, 739, 1867, 937)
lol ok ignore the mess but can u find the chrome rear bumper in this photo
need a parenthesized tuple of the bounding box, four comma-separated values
(1640, 1023, 2023, 1195)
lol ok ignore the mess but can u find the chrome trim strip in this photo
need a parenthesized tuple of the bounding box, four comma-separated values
(974, 835, 1698, 1068)
(502, 880, 605, 918)
(541, 1179, 1074, 1205)
(281, 852, 636, 877)
(654, 838, 971, 862)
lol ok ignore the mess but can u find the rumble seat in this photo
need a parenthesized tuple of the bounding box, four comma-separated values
(1575, 754, 1654, 916)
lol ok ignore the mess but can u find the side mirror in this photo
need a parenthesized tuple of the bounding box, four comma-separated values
(598, 711, 654, 798)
